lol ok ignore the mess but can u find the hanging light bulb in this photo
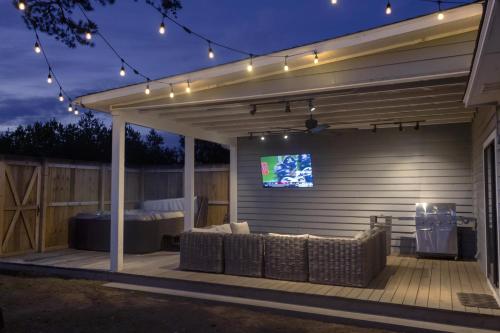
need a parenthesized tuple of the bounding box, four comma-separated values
(284, 56, 289, 72)
(385, 1, 392, 15)
(119, 61, 126, 77)
(34, 41, 41, 54)
(314, 51, 319, 64)
(159, 20, 166, 34)
(74, 107, 79, 116)
(169, 84, 175, 98)
(185, 80, 191, 93)
(58, 90, 64, 102)
(437, 1, 444, 20)
(68, 104, 73, 112)
(247, 56, 253, 72)
(85, 31, 92, 40)
(47, 70, 53, 84)
(145, 83, 150, 95)
(18, 1, 26, 10)
(331, 0, 337, 4)
(208, 42, 214, 59)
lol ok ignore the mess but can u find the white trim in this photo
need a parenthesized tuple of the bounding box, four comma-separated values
(104, 282, 500, 333)
(464, 0, 495, 106)
(184, 136, 195, 231)
(229, 141, 238, 223)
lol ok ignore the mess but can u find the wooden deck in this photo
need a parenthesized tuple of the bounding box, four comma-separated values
(1, 249, 499, 317)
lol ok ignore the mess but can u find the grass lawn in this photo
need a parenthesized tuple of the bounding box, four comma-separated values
(0, 274, 398, 333)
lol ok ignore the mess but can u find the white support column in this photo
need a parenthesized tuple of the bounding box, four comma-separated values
(229, 140, 238, 223)
(184, 136, 195, 231)
(110, 114, 125, 272)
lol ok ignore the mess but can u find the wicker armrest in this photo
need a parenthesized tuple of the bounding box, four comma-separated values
(180, 232, 224, 273)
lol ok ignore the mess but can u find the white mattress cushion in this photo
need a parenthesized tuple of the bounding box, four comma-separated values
(142, 197, 198, 213)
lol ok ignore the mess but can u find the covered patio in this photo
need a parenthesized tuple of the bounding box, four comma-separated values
(2, 2, 500, 331)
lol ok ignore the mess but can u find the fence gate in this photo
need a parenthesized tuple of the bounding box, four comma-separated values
(0, 161, 41, 255)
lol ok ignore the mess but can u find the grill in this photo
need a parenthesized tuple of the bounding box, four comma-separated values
(415, 203, 458, 258)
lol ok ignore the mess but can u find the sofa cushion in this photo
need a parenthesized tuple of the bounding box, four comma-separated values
(230, 221, 250, 234)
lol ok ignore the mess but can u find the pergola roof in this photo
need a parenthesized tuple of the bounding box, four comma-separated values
(76, 3, 483, 143)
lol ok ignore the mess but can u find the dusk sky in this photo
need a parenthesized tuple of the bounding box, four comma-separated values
(0, 0, 469, 144)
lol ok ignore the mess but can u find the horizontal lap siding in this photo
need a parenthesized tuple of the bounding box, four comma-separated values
(237, 123, 472, 253)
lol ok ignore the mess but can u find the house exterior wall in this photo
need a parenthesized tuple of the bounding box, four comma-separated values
(237, 123, 472, 254)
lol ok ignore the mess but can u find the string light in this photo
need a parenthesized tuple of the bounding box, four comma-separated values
(85, 31, 92, 40)
(34, 41, 41, 54)
(169, 84, 175, 98)
(437, 1, 444, 20)
(47, 70, 53, 84)
(247, 56, 253, 72)
(159, 20, 166, 34)
(74, 107, 79, 115)
(386, 1, 392, 15)
(208, 42, 214, 59)
(119, 61, 126, 77)
(58, 90, 64, 102)
(331, 0, 337, 4)
(314, 51, 319, 64)
(18, 1, 26, 10)
(145, 82, 151, 95)
(68, 104, 73, 112)
(284, 56, 289, 72)
(185, 80, 191, 93)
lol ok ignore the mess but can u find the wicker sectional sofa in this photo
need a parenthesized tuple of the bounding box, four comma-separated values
(179, 227, 387, 287)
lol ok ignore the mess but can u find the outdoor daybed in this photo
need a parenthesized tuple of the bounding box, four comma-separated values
(69, 197, 207, 254)
(180, 222, 387, 287)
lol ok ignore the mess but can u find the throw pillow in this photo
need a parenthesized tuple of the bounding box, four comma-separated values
(230, 221, 250, 234)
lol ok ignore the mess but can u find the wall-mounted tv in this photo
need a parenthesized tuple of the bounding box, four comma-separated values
(260, 154, 313, 188)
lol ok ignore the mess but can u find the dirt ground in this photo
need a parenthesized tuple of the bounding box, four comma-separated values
(0, 274, 399, 333)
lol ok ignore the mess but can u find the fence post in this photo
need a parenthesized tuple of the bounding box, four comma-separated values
(39, 159, 49, 252)
(98, 164, 106, 212)
(0, 159, 5, 256)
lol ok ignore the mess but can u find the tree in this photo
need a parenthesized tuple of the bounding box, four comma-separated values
(178, 137, 229, 165)
(14, 0, 182, 48)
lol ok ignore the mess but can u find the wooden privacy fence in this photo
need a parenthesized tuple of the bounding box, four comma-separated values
(0, 158, 229, 256)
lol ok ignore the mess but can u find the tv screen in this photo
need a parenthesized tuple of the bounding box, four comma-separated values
(260, 154, 313, 188)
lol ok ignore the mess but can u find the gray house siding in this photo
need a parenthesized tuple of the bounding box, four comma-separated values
(237, 123, 472, 253)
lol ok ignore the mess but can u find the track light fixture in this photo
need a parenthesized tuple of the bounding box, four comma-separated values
(386, 1, 392, 15)
(250, 104, 257, 115)
(285, 101, 291, 113)
(309, 99, 316, 112)
(284, 56, 289, 72)
(372, 124, 377, 133)
(414, 121, 420, 130)
(437, 1, 444, 20)
(399, 123, 403, 132)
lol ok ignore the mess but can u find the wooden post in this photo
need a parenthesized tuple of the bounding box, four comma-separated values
(0, 160, 5, 256)
(229, 140, 238, 223)
(98, 164, 106, 212)
(184, 136, 195, 231)
(110, 114, 125, 272)
(38, 159, 50, 252)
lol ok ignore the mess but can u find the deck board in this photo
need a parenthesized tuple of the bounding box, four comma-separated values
(1, 250, 498, 316)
